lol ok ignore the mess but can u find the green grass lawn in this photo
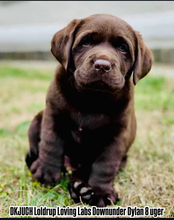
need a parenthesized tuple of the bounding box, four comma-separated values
(0, 64, 174, 218)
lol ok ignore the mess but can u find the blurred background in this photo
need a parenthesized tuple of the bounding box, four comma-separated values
(0, 1, 174, 69)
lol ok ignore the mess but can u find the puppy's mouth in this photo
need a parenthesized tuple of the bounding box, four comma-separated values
(74, 79, 113, 93)
(86, 80, 111, 92)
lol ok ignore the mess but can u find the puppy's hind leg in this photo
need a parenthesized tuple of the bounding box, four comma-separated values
(25, 110, 44, 169)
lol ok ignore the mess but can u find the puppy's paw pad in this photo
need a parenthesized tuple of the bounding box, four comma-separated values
(80, 187, 88, 194)
(69, 180, 94, 203)
(73, 181, 82, 189)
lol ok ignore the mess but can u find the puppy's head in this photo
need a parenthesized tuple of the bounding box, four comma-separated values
(51, 14, 153, 93)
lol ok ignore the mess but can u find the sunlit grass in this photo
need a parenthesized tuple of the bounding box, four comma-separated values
(135, 75, 174, 111)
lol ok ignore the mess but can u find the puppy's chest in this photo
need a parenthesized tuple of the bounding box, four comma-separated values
(70, 111, 111, 143)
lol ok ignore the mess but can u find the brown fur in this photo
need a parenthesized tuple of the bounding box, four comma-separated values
(26, 14, 153, 207)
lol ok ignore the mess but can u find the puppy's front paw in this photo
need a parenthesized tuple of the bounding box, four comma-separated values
(69, 180, 94, 204)
(30, 158, 61, 184)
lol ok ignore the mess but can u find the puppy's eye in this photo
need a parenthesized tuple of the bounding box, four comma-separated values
(83, 39, 92, 47)
(117, 44, 128, 53)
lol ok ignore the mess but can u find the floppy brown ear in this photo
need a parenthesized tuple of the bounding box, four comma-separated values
(133, 31, 153, 85)
(51, 19, 80, 70)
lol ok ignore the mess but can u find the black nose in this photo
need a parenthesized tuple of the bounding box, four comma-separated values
(93, 59, 112, 72)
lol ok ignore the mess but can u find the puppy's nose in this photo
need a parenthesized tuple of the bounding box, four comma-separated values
(93, 59, 112, 72)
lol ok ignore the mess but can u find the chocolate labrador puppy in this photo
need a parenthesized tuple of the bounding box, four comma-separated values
(26, 14, 153, 207)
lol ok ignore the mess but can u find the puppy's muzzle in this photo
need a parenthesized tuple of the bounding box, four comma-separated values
(93, 59, 112, 73)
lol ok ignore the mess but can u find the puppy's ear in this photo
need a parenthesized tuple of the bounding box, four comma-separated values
(51, 19, 80, 70)
(133, 31, 153, 85)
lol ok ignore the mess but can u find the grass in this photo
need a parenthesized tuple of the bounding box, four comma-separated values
(0, 64, 174, 218)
